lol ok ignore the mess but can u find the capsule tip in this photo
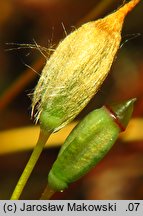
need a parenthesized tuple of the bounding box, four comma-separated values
(117, 0, 141, 19)
(104, 0, 141, 32)
(107, 98, 136, 131)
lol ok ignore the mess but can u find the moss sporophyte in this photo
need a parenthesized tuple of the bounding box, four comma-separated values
(10, 0, 140, 200)
(47, 99, 135, 193)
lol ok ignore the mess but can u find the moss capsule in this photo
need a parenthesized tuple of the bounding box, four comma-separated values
(48, 99, 135, 191)
(32, 0, 140, 132)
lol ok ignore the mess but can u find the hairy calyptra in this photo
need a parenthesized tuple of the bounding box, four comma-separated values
(48, 99, 135, 191)
(32, 0, 140, 132)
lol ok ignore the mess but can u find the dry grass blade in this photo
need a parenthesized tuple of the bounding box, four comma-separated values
(77, 0, 116, 27)
(0, 58, 44, 110)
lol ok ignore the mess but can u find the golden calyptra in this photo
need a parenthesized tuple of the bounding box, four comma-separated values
(32, 0, 140, 132)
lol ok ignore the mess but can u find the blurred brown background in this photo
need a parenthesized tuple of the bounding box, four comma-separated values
(0, 0, 143, 200)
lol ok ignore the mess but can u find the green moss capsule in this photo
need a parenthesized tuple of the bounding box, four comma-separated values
(48, 99, 135, 191)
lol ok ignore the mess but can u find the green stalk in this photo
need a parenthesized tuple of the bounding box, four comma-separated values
(40, 184, 55, 200)
(10, 130, 51, 200)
